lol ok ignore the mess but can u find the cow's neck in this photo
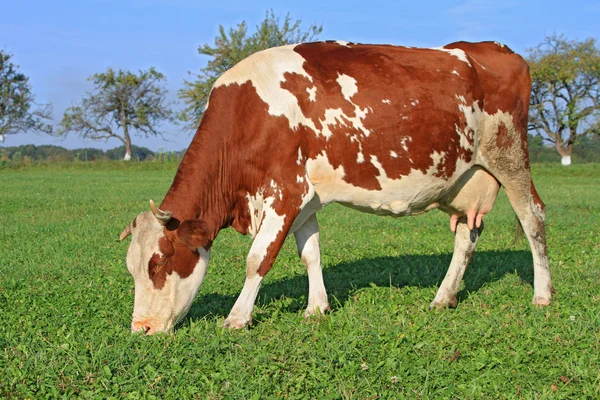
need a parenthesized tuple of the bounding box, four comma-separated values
(160, 124, 235, 240)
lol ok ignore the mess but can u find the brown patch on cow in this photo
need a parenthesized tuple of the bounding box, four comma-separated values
(290, 42, 479, 184)
(530, 180, 545, 211)
(147, 232, 204, 290)
(496, 121, 515, 149)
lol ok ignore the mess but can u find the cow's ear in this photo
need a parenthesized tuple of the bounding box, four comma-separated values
(176, 219, 211, 251)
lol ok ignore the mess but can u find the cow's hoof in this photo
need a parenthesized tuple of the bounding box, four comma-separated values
(223, 316, 249, 329)
(533, 296, 551, 306)
(304, 303, 330, 318)
(429, 296, 458, 310)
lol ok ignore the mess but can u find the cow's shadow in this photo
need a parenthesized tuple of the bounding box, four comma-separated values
(182, 249, 534, 325)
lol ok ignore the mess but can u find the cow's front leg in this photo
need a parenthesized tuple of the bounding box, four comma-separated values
(294, 213, 330, 317)
(224, 198, 299, 329)
(430, 216, 482, 309)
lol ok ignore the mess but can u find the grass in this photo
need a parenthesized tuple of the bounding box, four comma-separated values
(0, 162, 599, 398)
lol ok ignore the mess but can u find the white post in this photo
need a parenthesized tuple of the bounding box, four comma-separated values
(561, 155, 571, 166)
(124, 152, 132, 161)
(0, 134, 4, 143)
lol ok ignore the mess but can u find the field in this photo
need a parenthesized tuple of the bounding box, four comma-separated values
(0, 162, 599, 398)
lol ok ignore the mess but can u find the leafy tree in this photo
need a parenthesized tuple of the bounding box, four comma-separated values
(178, 10, 322, 128)
(527, 34, 600, 165)
(0, 50, 52, 142)
(56, 68, 176, 160)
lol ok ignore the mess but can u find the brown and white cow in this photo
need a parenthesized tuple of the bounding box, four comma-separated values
(120, 41, 553, 334)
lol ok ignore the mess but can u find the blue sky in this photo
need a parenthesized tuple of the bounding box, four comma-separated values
(2, 0, 598, 151)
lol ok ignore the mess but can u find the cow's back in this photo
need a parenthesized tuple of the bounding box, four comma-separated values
(207, 41, 530, 215)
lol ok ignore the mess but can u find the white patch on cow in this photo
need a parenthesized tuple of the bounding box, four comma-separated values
(427, 151, 447, 175)
(214, 45, 319, 133)
(297, 148, 303, 166)
(337, 74, 358, 101)
(410, 99, 419, 106)
(356, 152, 365, 163)
(319, 108, 347, 138)
(402, 116, 409, 120)
(297, 175, 305, 183)
(494, 41, 505, 48)
(382, 99, 392, 104)
(306, 152, 470, 216)
(455, 94, 467, 104)
(248, 196, 286, 262)
(451, 70, 459, 76)
(269, 180, 283, 201)
(390, 151, 398, 158)
(370, 155, 387, 179)
(432, 47, 472, 66)
(336, 40, 351, 47)
(401, 137, 411, 152)
(307, 86, 317, 102)
(456, 102, 481, 152)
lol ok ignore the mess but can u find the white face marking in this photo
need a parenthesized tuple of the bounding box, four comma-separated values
(127, 212, 210, 333)
(307, 86, 317, 102)
(431, 47, 472, 66)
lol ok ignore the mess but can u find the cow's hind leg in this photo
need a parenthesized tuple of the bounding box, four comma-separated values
(479, 115, 553, 305)
(294, 214, 330, 317)
(498, 177, 553, 305)
(431, 216, 482, 309)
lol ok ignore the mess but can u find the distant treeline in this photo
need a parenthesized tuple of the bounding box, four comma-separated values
(0, 145, 184, 163)
(1, 135, 599, 166)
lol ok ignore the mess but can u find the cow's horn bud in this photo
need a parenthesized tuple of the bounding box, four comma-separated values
(149, 199, 172, 225)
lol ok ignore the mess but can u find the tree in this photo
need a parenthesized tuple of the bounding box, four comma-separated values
(178, 10, 322, 129)
(0, 50, 52, 143)
(527, 34, 600, 166)
(56, 68, 176, 160)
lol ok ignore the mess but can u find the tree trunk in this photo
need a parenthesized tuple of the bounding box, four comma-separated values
(556, 142, 573, 166)
(120, 109, 132, 161)
(124, 137, 132, 161)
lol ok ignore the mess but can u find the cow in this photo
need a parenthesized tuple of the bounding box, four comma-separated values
(119, 41, 553, 334)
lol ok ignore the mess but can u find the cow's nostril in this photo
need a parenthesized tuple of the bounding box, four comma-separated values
(132, 321, 153, 334)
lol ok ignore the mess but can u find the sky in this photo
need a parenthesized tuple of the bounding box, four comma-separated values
(1, 0, 599, 152)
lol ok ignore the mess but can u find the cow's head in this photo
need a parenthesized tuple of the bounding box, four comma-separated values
(119, 200, 211, 334)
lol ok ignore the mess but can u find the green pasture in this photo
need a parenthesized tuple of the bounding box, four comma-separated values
(0, 162, 598, 398)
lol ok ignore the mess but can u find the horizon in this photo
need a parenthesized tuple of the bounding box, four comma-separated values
(2, 0, 599, 152)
